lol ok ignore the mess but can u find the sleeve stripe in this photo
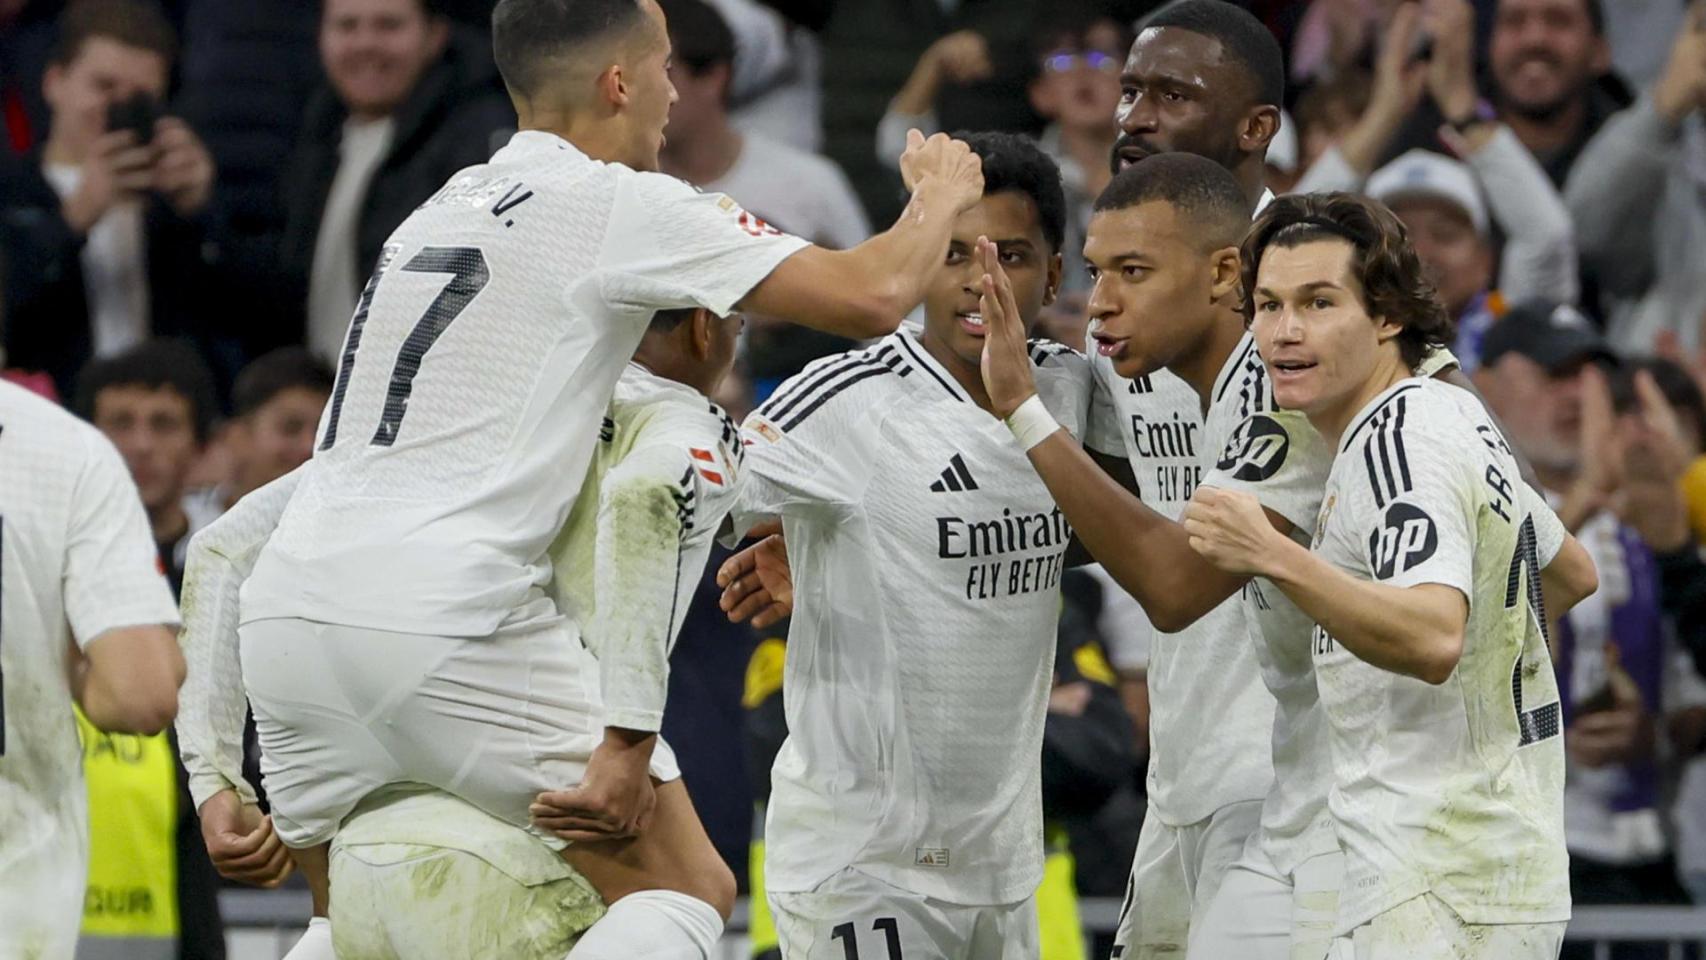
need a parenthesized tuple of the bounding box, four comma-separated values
(779, 365, 896, 432)
(1393, 396, 1413, 492)
(1363, 433, 1388, 508)
(1359, 401, 1417, 506)
(759, 344, 900, 422)
(895, 333, 962, 400)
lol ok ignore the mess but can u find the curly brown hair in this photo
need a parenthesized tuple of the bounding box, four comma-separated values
(1240, 192, 1453, 370)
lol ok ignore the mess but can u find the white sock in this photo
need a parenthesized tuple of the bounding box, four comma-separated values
(565, 890, 724, 959)
(283, 917, 335, 960)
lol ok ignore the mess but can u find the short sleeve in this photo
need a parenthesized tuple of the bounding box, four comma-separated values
(1201, 410, 1330, 533)
(730, 372, 885, 537)
(1085, 354, 1129, 458)
(599, 171, 810, 317)
(1335, 422, 1476, 597)
(64, 432, 178, 646)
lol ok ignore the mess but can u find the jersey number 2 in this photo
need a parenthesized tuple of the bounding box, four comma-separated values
(831, 918, 903, 959)
(321, 245, 490, 450)
(1504, 515, 1561, 746)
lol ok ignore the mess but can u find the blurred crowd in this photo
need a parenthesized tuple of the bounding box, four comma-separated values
(5, 0, 1706, 957)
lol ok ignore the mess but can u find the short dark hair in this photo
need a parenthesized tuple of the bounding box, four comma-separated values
(1030, 4, 1135, 61)
(649, 307, 698, 332)
(1497, 0, 1605, 36)
(1092, 151, 1249, 250)
(658, 0, 734, 74)
(1616, 357, 1706, 449)
(953, 130, 1067, 254)
(50, 0, 177, 67)
(232, 347, 334, 419)
(1242, 192, 1452, 370)
(492, 0, 646, 98)
(1139, 0, 1285, 108)
(74, 338, 218, 443)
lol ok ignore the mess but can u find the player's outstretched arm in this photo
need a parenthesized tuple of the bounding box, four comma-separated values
(73, 624, 184, 734)
(974, 239, 1261, 631)
(1541, 533, 1598, 619)
(738, 131, 984, 340)
(1184, 487, 1470, 684)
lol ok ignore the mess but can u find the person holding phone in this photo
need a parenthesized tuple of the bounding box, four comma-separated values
(0, 0, 218, 400)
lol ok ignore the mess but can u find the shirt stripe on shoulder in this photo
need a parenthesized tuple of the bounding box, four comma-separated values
(758, 344, 902, 423)
(1357, 395, 1416, 507)
(895, 333, 963, 401)
(777, 363, 899, 432)
(1341, 383, 1422, 453)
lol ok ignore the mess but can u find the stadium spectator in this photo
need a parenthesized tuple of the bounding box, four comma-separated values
(279, 0, 513, 363)
(1487, 0, 1625, 187)
(0, 0, 222, 400)
(658, 0, 867, 400)
(705, 0, 829, 152)
(1364, 146, 1575, 371)
(187, 347, 331, 518)
(1564, 3, 1706, 354)
(74, 337, 222, 594)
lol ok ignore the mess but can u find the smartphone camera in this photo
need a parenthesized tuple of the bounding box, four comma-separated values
(105, 92, 160, 145)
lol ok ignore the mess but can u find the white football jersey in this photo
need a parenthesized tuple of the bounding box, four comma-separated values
(0, 383, 179, 949)
(241, 131, 807, 637)
(1313, 377, 1569, 931)
(549, 363, 743, 732)
(1201, 349, 1462, 876)
(1085, 337, 1277, 826)
(733, 330, 1090, 905)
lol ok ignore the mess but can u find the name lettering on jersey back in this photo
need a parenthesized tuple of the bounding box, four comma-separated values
(937, 506, 1072, 601)
(423, 174, 535, 229)
(1129, 411, 1201, 502)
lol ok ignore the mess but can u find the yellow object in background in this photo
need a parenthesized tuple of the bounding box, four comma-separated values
(75, 707, 178, 957)
(1682, 456, 1706, 545)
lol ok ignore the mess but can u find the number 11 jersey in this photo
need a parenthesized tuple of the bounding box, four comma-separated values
(242, 131, 806, 637)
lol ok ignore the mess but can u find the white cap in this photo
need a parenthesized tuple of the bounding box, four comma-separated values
(1365, 149, 1488, 236)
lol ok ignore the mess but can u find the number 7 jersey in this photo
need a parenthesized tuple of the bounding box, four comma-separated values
(240, 131, 806, 637)
(1311, 377, 1570, 933)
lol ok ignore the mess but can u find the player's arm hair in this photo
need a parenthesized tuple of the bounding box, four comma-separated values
(1540, 532, 1598, 620)
(1262, 538, 1469, 685)
(73, 624, 184, 735)
(1023, 432, 1287, 631)
(737, 180, 967, 340)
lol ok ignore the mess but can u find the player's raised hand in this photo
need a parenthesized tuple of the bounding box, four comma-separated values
(1182, 486, 1280, 577)
(976, 236, 1037, 419)
(531, 729, 658, 842)
(718, 525, 793, 628)
(198, 789, 293, 887)
(899, 131, 984, 213)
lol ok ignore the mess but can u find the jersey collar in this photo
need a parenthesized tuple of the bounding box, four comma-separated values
(890, 326, 973, 403)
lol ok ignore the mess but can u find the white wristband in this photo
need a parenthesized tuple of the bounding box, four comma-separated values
(1005, 394, 1060, 452)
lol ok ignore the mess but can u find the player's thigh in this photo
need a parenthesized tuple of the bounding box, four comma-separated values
(329, 843, 605, 960)
(1184, 798, 1264, 928)
(1186, 855, 1292, 960)
(770, 869, 978, 960)
(238, 618, 403, 847)
(1290, 851, 1345, 960)
(558, 777, 732, 911)
(1112, 813, 1191, 958)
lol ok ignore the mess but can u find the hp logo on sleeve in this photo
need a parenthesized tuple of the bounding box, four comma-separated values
(1216, 414, 1290, 482)
(1368, 501, 1438, 580)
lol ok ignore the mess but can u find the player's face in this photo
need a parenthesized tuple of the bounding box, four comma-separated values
(1082, 201, 1220, 381)
(623, 0, 678, 172)
(1251, 239, 1404, 421)
(1490, 0, 1606, 119)
(232, 387, 328, 495)
(41, 37, 167, 158)
(93, 385, 201, 514)
(923, 190, 1058, 369)
(1111, 27, 1248, 174)
(320, 0, 447, 119)
(1390, 198, 1491, 318)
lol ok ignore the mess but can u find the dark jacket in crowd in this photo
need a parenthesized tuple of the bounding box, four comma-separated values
(0, 150, 218, 399)
(272, 33, 513, 351)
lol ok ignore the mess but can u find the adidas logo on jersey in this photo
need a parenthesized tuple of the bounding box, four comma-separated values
(929, 454, 979, 493)
(915, 847, 950, 868)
